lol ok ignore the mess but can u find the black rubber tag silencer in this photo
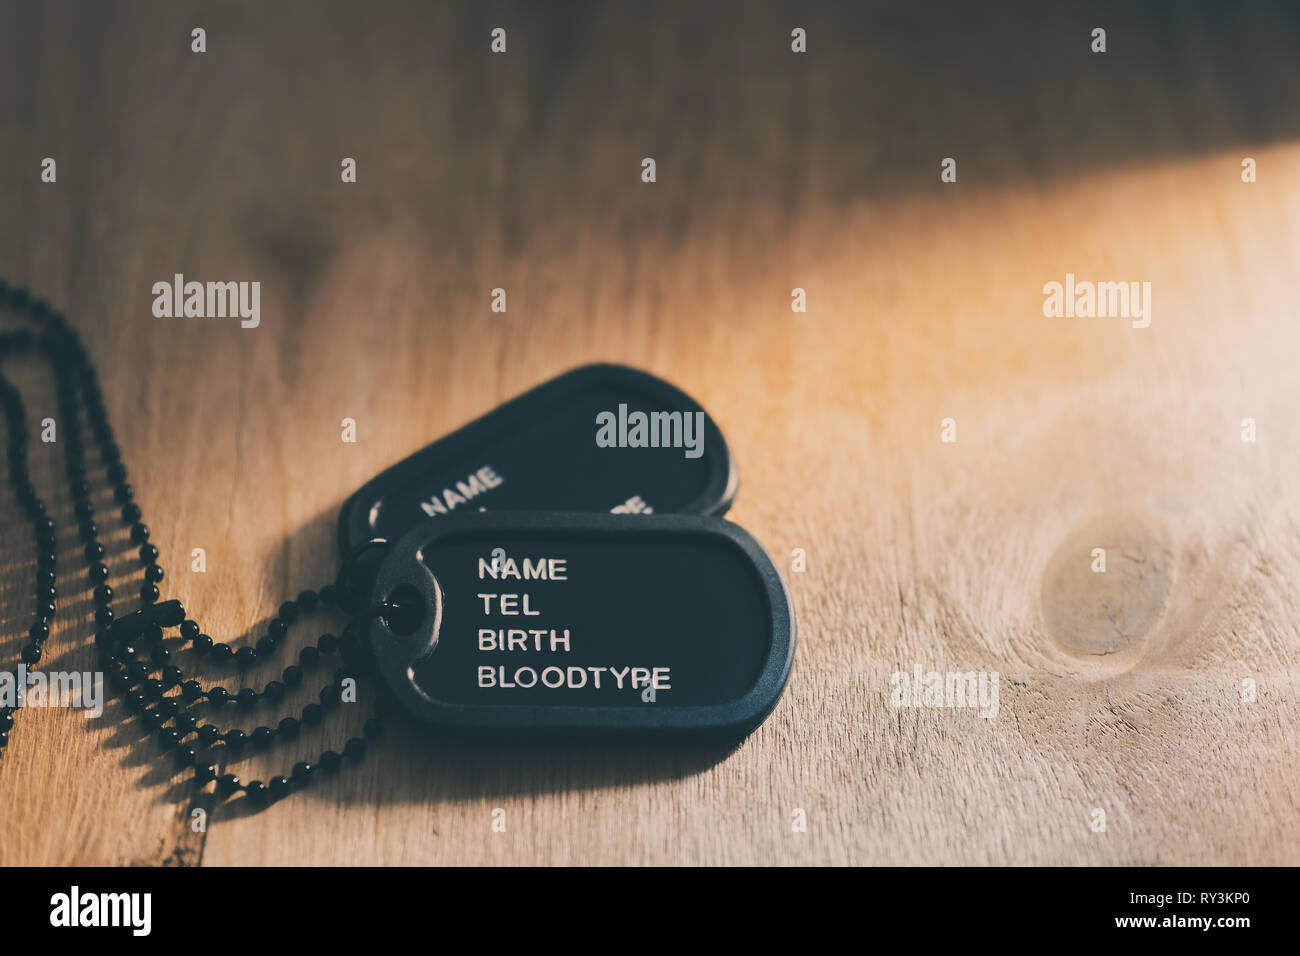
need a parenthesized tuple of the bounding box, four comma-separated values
(338, 363, 739, 555)
(366, 511, 795, 742)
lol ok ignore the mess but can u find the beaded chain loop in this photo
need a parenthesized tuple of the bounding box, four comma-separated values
(0, 281, 383, 804)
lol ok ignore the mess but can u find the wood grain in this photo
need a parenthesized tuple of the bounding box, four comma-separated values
(1, 0, 1298, 865)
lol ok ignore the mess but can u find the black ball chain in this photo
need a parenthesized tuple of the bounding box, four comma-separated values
(0, 281, 383, 804)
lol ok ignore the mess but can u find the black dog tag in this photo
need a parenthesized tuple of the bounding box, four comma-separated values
(366, 512, 795, 740)
(338, 364, 738, 554)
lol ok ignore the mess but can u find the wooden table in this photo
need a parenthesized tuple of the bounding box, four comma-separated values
(2, 0, 1298, 865)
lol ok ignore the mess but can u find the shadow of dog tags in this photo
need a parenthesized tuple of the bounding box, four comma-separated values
(367, 512, 795, 740)
(338, 364, 738, 554)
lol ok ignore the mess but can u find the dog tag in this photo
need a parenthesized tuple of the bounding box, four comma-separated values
(366, 512, 795, 740)
(338, 364, 738, 554)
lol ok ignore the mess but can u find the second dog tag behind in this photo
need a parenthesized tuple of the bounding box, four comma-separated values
(338, 364, 738, 554)
(367, 512, 795, 740)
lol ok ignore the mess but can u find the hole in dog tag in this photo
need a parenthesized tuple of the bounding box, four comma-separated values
(367, 512, 795, 740)
(339, 364, 738, 554)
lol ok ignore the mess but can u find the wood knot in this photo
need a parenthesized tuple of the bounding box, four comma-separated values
(1040, 514, 1173, 673)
